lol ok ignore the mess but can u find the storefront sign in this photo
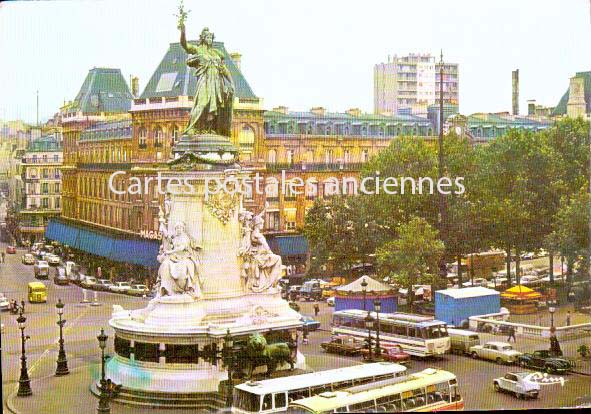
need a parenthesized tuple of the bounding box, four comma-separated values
(139, 230, 163, 240)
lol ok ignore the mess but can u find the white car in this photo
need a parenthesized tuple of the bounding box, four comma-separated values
(520, 275, 542, 286)
(326, 296, 335, 307)
(470, 341, 522, 364)
(81, 276, 97, 288)
(47, 254, 60, 266)
(462, 278, 488, 287)
(0, 293, 9, 311)
(521, 252, 535, 261)
(110, 281, 131, 293)
(493, 372, 540, 399)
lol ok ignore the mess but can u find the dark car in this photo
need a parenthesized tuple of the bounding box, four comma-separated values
(321, 336, 364, 356)
(298, 316, 321, 332)
(517, 350, 573, 374)
(361, 345, 411, 364)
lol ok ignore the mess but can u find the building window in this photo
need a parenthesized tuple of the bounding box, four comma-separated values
(55, 197, 60, 209)
(324, 149, 333, 164)
(171, 126, 179, 145)
(154, 127, 163, 147)
(42, 183, 49, 194)
(267, 149, 277, 163)
(53, 154, 59, 162)
(42, 198, 49, 208)
(286, 149, 294, 165)
(343, 150, 350, 164)
(266, 211, 280, 231)
(139, 128, 147, 148)
(239, 125, 255, 153)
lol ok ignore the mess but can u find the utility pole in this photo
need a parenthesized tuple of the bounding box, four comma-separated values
(438, 50, 448, 282)
(36, 90, 39, 127)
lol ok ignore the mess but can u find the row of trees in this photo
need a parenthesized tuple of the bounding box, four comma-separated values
(304, 118, 590, 300)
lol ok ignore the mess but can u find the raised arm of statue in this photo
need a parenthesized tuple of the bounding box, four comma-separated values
(179, 24, 198, 55)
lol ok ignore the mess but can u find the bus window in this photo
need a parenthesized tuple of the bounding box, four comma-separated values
(349, 400, 375, 412)
(380, 322, 392, 334)
(451, 384, 461, 402)
(274, 393, 287, 410)
(262, 394, 272, 411)
(408, 327, 416, 337)
(352, 319, 364, 329)
(288, 389, 309, 403)
(376, 394, 402, 411)
(335, 407, 348, 413)
(393, 325, 406, 336)
(342, 317, 354, 328)
(412, 388, 426, 407)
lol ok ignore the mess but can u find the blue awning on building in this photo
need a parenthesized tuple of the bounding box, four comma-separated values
(45, 219, 159, 268)
(269, 235, 309, 257)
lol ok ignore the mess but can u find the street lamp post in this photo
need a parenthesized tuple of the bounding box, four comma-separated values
(96, 328, 120, 414)
(373, 299, 382, 359)
(55, 298, 69, 376)
(437, 51, 448, 282)
(361, 277, 368, 311)
(16, 309, 32, 397)
(364, 313, 374, 362)
(549, 306, 555, 331)
(223, 329, 235, 408)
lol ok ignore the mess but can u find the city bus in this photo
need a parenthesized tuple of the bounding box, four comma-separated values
(331, 310, 450, 357)
(287, 368, 464, 413)
(232, 362, 407, 414)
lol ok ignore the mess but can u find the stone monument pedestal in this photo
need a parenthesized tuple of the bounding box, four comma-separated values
(101, 164, 304, 409)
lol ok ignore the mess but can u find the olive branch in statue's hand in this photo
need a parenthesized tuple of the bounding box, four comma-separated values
(175, 0, 190, 30)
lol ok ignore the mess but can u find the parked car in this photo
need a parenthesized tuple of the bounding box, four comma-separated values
(94, 279, 114, 291)
(326, 296, 335, 307)
(288, 301, 301, 312)
(127, 284, 150, 296)
(0, 293, 9, 311)
(520, 275, 542, 286)
(53, 268, 69, 285)
(448, 328, 481, 355)
(298, 316, 321, 331)
(47, 254, 61, 266)
(6, 245, 16, 254)
(34, 260, 50, 279)
(469, 341, 522, 364)
(110, 281, 132, 293)
(81, 276, 97, 289)
(517, 350, 573, 374)
(321, 336, 364, 356)
(493, 372, 540, 399)
(521, 252, 536, 261)
(462, 278, 488, 287)
(361, 345, 411, 364)
(21, 253, 35, 265)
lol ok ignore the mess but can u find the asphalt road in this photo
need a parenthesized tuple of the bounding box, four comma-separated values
(1, 246, 589, 412)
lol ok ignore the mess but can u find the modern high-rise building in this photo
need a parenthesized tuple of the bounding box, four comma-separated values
(374, 53, 459, 116)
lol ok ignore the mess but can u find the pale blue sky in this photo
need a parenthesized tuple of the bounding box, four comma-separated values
(0, 0, 589, 123)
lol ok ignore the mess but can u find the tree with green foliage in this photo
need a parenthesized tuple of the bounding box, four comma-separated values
(376, 217, 444, 311)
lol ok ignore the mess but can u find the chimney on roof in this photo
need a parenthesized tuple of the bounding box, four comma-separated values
(512, 69, 519, 115)
(346, 108, 362, 117)
(527, 99, 536, 116)
(131, 76, 139, 98)
(273, 106, 289, 114)
(310, 107, 326, 116)
(230, 52, 242, 70)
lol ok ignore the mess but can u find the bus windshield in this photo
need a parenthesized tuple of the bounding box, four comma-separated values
(424, 325, 448, 339)
(234, 389, 260, 412)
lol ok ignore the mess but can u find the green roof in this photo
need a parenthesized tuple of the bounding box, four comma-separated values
(140, 41, 256, 100)
(27, 135, 62, 152)
(70, 68, 132, 114)
(553, 71, 591, 116)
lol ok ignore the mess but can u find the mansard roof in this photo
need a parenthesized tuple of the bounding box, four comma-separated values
(70, 68, 133, 114)
(140, 41, 256, 100)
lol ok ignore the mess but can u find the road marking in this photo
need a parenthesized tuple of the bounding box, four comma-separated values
(11, 303, 94, 397)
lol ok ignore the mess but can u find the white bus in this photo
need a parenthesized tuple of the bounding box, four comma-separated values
(331, 310, 450, 357)
(232, 362, 407, 414)
(287, 368, 464, 413)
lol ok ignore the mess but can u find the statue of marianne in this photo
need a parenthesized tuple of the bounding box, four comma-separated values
(178, 14, 235, 137)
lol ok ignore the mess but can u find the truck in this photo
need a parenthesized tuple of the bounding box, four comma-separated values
(300, 280, 323, 301)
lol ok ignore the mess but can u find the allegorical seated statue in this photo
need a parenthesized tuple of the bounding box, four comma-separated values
(157, 220, 203, 298)
(239, 209, 283, 293)
(178, 17, 234, 137)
